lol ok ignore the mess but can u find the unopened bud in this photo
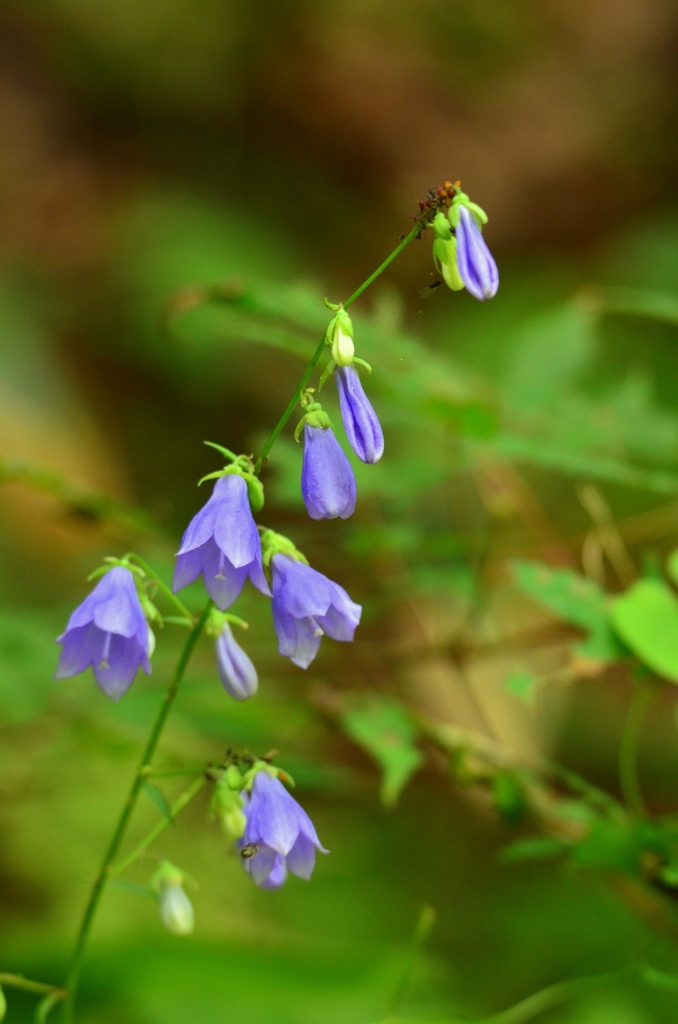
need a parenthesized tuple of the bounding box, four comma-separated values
(211, 781, 247, 840)
(160, 882, 195, 936)
(151, 860, 195, 937)
(327, 310, 355, 367)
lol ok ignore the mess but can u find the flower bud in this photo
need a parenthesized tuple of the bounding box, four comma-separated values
(151, 860, 195, 936)
(327, 309, 355, 367)
(211, 780, 247, 840)
(433, 237, 464, 292)
(215, 622, 258, 700)
(160, 882, 195, 936)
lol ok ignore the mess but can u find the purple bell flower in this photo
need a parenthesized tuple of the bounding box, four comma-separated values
(335, 365, 384, 464)
(241, 771, 328, 888)
(55, 566, 151, 700)
(173, 474, 270, 610)
(302, 424, 356, 520)
(271, 554, 361, 669)
(455, 205, 499, 301)
(215, 622, 258, 700)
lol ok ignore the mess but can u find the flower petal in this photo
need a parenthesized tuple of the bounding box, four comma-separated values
(286, 833, 318, 880)
(302, 426, 357, 520)
(456, 206, 499, 301)
(55, 622, 104, 678)
(335, 365, 384, 464)
(211, 476, 262, 570)
(93, 634, 149, 700)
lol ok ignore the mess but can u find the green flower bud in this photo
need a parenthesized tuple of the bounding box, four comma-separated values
(211, 781, 247, 840)
(433, 211, 452, 240)
(433, 237, 464, 291)
(326, 309, 355, 367)
(225, 764, 243, 790)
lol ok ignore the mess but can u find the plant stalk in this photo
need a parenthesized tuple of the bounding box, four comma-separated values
(61, 602, 212, 1023)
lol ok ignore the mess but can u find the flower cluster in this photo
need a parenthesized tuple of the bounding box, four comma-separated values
(431, 190, 499, 301)
(53, 181, 497, 912)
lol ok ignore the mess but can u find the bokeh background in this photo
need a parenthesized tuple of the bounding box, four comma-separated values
(2, 0, 678, 1021)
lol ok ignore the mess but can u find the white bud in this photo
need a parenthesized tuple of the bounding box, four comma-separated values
(160, 882, 195, 936)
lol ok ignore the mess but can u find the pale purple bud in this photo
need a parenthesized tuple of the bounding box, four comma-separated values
(301, 425, 356, 520)
(334, 365, 384, 464)
(455, 205, 499, 301)
(215, 622, 258, 700)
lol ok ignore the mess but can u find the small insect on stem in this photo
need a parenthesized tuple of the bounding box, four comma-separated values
(240, 843, 259, 860)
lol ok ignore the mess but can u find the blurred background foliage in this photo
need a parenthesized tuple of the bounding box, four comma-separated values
(1, 0, 678, 1021)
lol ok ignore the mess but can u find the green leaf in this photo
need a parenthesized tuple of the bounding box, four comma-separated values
(666, 548, 678, 587)
(504, 670, 539, 706)
(499, 836, 568, 865)
(142, 781, 174, 824)
(571, 819, 643, 875)
(610, 579, 678, 682)
(512, 560, 622, 662)
(492, 773, 525, 822)
(340, 698, 424, 807)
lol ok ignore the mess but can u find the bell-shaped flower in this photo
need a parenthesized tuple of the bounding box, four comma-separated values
(334, 365, 384, 464)
(271, 553, 361, 669)
(454, 205, 498, 301)
(302, 424, 356, 520)
(240, 771, 328, 888)
(173, 474, 270, 610)
(326, 308, 355, 367)
(55, 566, 151, 700)
(215, 622, 258, 700)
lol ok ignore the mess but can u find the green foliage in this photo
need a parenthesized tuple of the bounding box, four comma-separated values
(512, 560, 622, 661)
(611, 580, 678, 683)
(340, 697, 424, 807)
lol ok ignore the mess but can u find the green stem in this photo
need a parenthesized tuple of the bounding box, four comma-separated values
(619, 680, 657, 817)
(110, 775, 206, 878)
(253, 224, 419, 474)
(128, 554, 194, 623)
(61, 602, 212, 1023)
(343, 224, 420, 310)
(0, 974, 66, 998)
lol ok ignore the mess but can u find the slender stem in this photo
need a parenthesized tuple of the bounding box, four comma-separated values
(619, 679, 657, 817)
(253, 336, 327, 474)
(0, 974, 66, 998)
(343, 225, 420, 310)
(253, 224, 419, 474)
(128, 554, 194, 623)
(61, 602, 212, 1023)
(110, 775, 206, 878)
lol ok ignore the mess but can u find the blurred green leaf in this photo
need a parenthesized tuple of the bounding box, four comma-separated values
(492, 773, 525, 822)
(512, 560, 622, 661)
(571, 819, 642, 874)
(500, 836, 568, 865)
(142, 781, 174, 824)
(610, 579, 678, 682)
(504, 670, 538, 706)
(341, 697, 424, 807)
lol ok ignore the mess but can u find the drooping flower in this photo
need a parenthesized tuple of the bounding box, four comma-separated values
(302, 424, 356, 520)
(55, 566, 151, 700)
(215, 622, 258, 700)
(334, 365, 384, 464)
(173, 474, 270, 610)
(453, 204, 499, 301)
(271, 553, 361, 669)
(326, 308, 355, 367)
(240, 770, 328, 888)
